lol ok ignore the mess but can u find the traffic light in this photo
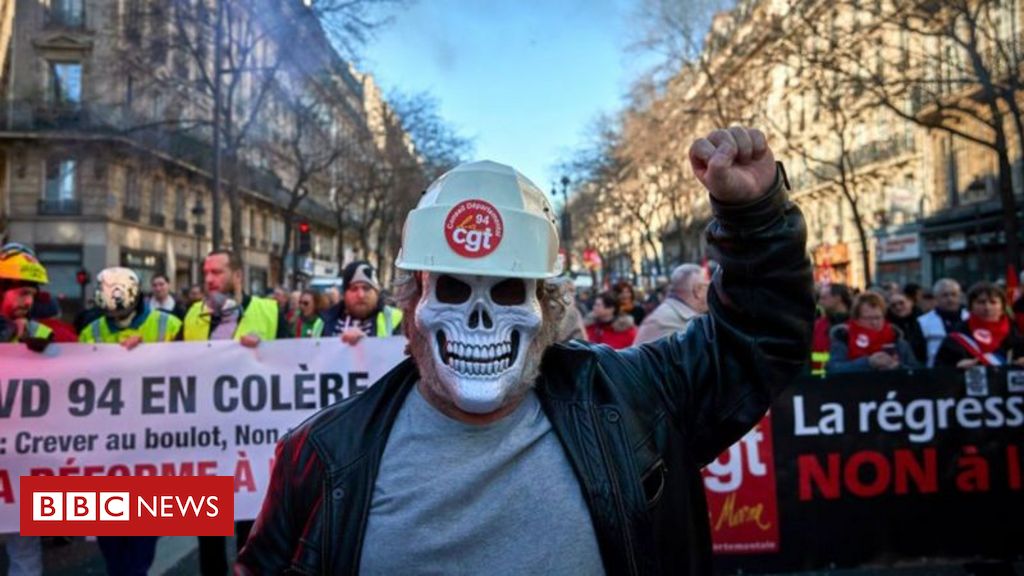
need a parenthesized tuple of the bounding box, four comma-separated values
(297, 221, 311, 254)
(75, 268, 90, 286)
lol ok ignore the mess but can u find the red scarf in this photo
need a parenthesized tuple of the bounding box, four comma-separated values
(846, 321, 896, 360)
(966, 315, 1010, 354)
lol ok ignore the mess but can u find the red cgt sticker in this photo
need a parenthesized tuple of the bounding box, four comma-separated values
(444, 200, 504, 258)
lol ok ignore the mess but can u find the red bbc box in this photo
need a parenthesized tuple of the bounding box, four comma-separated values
(20, 476, 234, 536)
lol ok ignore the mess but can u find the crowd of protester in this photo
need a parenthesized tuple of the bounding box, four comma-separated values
(4, 235, 1024, 574)
(811, 276, 1024, 375)
(0, 242, 403, 576)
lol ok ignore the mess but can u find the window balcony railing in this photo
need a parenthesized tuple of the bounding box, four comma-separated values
(149, 213, 166, 227)
(38, 198, 81, 215)
(174, 218, 189, 232)
(123, 205, 141, 221)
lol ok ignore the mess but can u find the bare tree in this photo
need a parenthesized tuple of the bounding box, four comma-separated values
(799, 0, 1023, 270)
(265, 93, 353, 286)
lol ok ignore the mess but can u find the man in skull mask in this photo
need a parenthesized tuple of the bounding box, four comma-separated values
(238, 127, 814, 574)
(79, 267, 182, 346)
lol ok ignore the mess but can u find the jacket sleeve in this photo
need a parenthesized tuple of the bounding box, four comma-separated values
(897, 340, 921, 369)
(933, 335, 966, 368)
(236, 437, 300, 574)
(611, 166, 814, 465)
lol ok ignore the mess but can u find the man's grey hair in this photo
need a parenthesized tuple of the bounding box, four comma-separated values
(670, 264, 704, 297)
(932, 278, 961, 294)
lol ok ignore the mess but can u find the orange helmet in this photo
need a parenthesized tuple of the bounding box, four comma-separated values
(0, 243, 49, 285)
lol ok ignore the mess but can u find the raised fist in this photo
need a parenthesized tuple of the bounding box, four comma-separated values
(689, 126, 777, 204)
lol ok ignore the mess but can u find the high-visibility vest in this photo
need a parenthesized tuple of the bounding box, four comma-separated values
(295, 316, 325, 338)
(374, 307, 403, 337)
(810, 316, 832, 377)
(183, 297, 278, 341)
(79, 310, 181, 344)
(8, 320, 53, 342)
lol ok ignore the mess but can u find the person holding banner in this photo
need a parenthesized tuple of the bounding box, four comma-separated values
(184, 249, 287, 575)
(0, 243, 53, 353)
(79, 267, 182, 347)
(76, 267, 177, 575)
(827, 292, 919, 373)
(934, 281, 1024, 369)
(238, 126, 814, 575)
(319, 260, 403, 344)
(0, 244, 48, 576)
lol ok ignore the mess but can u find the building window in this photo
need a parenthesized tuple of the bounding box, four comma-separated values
(121, 249, 166, 288)
(34, 246, 83, 304)
(48, 0, 84, 28)
(249, 267, 268, 296)
(150, 180, 166, 226)
(41, 156, 79, 214)
(47, 61, 82, 107)
(174, 185, 188, 231)
(123, 168, 141, 221)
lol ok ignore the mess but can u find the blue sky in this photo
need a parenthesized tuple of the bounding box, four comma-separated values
(361, 0, 657, 193)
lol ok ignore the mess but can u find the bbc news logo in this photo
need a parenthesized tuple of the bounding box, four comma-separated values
(20, 476, 233, 536)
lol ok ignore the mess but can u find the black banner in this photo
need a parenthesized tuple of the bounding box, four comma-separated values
(715, 367, 1024, 574)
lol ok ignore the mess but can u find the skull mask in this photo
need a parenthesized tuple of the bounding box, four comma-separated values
(95, 267, 140, 325)
(415, 272, 543, 414)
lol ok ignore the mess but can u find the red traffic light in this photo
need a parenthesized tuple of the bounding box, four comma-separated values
(75, 269, 89, 286)
(298, 222, 310, 233)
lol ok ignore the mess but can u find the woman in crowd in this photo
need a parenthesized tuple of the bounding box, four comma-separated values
(934, 281, 1024, 369)
(827, 292, 920, 373)
(585, 290, 637, 349)
(615, 280, 646, 327)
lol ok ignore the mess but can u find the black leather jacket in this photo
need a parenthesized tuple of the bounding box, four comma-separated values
(236, 171, 814, 575)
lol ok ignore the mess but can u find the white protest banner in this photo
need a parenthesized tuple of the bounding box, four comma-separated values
(0, 337, 408, 532)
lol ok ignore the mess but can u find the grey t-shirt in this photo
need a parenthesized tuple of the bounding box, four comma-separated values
(358, 385, 605, 575)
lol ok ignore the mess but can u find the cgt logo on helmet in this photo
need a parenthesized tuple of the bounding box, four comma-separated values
(444, 200, 504, 258)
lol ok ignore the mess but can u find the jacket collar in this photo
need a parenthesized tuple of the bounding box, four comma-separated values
(304, 342, 603, 473)
(664, 296, 700, 322)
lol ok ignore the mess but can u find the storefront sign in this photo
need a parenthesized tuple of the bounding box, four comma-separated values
(877, 233, 920, 262)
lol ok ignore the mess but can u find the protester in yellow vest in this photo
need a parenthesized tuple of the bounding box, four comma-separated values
(184, 250, 285, 345)
(183, 249, 287, 576)
(79, 267, 182, 347)
(0, 243, 53, 352)
(76, 266, 179, 574)
(0, 243, 49, 576)
(292, 289, 326, 337)
(320, 260, 402, 344)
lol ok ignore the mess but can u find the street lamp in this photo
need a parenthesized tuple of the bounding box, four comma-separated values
(191, 198, 206, 286)
(551, 176, 572, 272)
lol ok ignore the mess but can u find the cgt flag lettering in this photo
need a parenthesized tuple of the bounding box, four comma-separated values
(20, 476, 233, 536)
(702, 414, 780, 555)
(0, 338, 408, 533)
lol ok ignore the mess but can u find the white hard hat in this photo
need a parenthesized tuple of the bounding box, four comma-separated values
(95, 267, 140, 314)
(395, 161, 561, 279)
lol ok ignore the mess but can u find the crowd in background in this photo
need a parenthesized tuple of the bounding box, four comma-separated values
(4, 236, 1024, 574)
